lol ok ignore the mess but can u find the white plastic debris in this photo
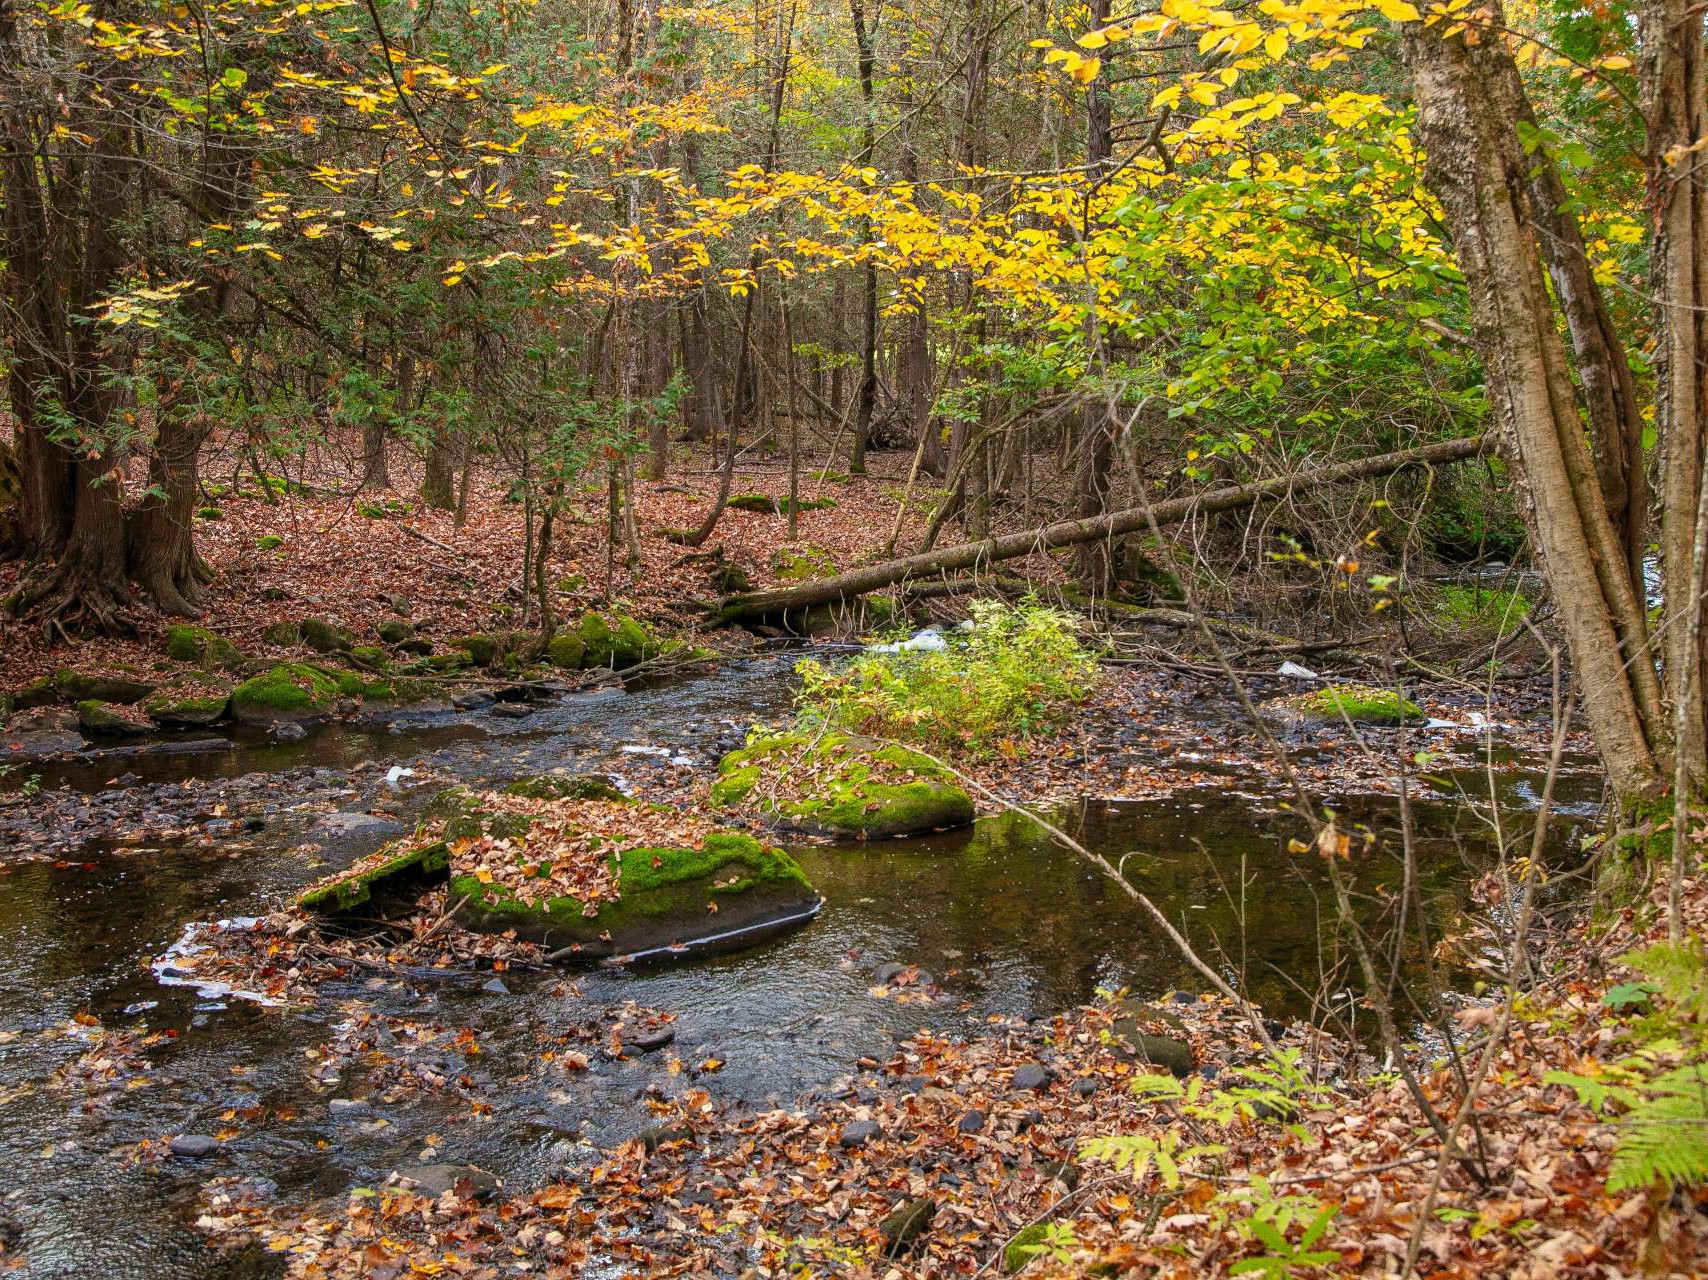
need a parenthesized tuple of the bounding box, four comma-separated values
(868, 626, 950, 654)
(384, 765, 417, 789)
(1275, 661, 1319, 680)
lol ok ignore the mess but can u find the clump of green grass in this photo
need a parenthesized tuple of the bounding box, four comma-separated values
(794, 598, 1098, 757)
(1433, 582, 1532, 639)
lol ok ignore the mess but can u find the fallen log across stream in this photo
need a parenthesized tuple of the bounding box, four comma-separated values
(713, 434, 1489, 621)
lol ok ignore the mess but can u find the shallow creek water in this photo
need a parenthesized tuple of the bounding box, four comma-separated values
(0, 656, 1602, 1277)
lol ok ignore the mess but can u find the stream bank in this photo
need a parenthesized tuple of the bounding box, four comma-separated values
(0, 653, 1600, 1277)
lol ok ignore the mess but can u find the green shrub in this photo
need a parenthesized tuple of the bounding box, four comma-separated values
(794, 599, 1097, 757)
(1432, 582, 1532, 639)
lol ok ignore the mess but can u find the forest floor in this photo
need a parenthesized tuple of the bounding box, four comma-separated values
(185, 864, 1708, 1279)
(0, 445, 950, 687)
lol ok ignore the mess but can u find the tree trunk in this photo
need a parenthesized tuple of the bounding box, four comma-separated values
(849, 0, 878, 475)
(1405, 16, 1666, 807)
(718, 434, 1488, 619)
(1642, 0, 1708, 795)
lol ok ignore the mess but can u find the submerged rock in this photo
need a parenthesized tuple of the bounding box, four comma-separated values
(710, 730, 974, 839)
(393, 1163, 500, 1201)
(1263, 682, 1422, 728)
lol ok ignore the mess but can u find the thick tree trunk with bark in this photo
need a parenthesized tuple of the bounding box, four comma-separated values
(1406, 16, 1668, 806)
(717, 434, 1487, 620)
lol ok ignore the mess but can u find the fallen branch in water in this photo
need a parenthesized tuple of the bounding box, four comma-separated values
(715, 434, 1487, 621)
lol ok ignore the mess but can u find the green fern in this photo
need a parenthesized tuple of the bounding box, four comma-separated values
(1605, 1063, 1708, 1192)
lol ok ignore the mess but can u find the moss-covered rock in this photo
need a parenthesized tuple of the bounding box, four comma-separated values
(377, 618, 415, 646)
(14, 675, 57, 710)
(1107, 999, 1195, 1077)
(545, 632, 586, 669)
(165, 624, 244, 671)
(143, 685, 231, 726)
(360, 676, 440, 705)
(1264, 683, 1422, 728)
(304, 788, 820, 961)
(260, 621, 302, 648)
(501, 774, 627, 802)
(255, 535, 285, 551)
(298, 840, 453, 913)
(578, 612, 653, 669)
(452, 633, 501, 667)
(768, 543, 836, 582)
(711, 730, 975, 839)
(229, 662, 342, 724)
(452, 830, 817, 959)
(348, 645, 390, 671)
(300, 618, 357, 655)
(75, 700, 152, 736)
(53, 668, 155, 705)
(424, 651, 472, 673)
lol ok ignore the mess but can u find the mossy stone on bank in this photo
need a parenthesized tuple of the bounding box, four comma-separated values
(578, 611, 653, 669)
(501, 775, 627, 802)
(1264, 683, 1422, 727)
(230, 663, 342, 724)
(165, 624, 245, 672)
(53, 668, 155, 705)
(452, 831, 817, 959)
(545, 632, 585, 669)
(376, 619, 416, 646)
(300, 618, 357, 655)
(453, 633, 502, 667)
(711, 730, 975, 839)
(1004, 1223, 1048, 1274)
(75, 700, 152, 736)
(143, 686, 231, 726)
(261, 621, 303, 648)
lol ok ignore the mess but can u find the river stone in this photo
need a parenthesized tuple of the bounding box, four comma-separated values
(75, 700, 151, 736)
(394, 1163, 500, 1201)
(710, 730, 974, 839)
(143, 686, 230, 727)
(838, 1119, 880, 1149)
(956, 1109, 986, 1135)
(377, 618, 415, 646)
(1010, 1063, 1052, 1092)
(1, 706, 84, 757)
(623, 1026, 675, 1053)
(53, 668, 155, 705)
(169, 1134, 220, 1159)
(1262, 682, 1422, 728)
(639, 1124, 694, 1153)
(260, 621, 302, 647)
(879, 1195, 935, 1256)
(1109, 1000, 1195, 1077)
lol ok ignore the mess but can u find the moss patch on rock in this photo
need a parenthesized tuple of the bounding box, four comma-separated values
(298, 840, 453, 913)
(711, 730, 975, 839)
(578, 611, 653, 669)
(260, 621, 303, 647)
(230, 662, 342, 724)
(53, 668, 155, 705)
(453, 633, 501, 667)
(75, 700, 153, 736)
(728, 492, 837, 515)
(501, 775, 627, 802)
(143, 684, 231, 726)
(165, 624, 245, 671)
(1265, 683, 1422, 727)
(545, 632, 586, 668)
(452, 829, 816, 959)
(300, 618, 357, 654)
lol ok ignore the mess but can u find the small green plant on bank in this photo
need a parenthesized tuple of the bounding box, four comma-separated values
(1432, 582, 1532, 639)
(794, 599, 1098, 757)
(1127, 1049, 1330, 1138)
(1226, 1178, 1341, 1277)
(1546, 938, 1708, 1192)
(1080, 1130, 1226, 1189)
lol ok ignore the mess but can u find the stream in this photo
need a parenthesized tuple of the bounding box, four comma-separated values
(0, 654, 1603, 1278)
